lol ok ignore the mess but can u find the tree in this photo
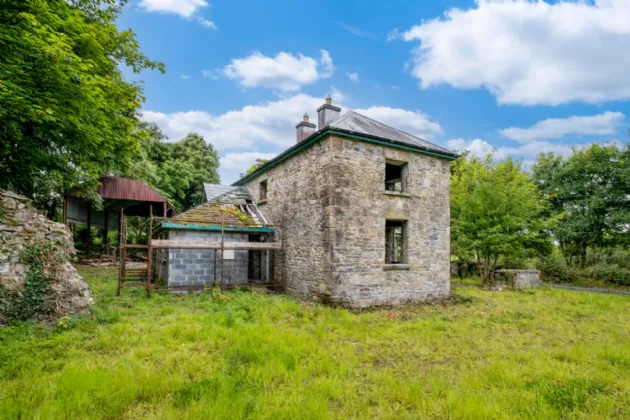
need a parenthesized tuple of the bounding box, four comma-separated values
(127, 126, 220, 211)
(0, 0, 164, 214)
(241, 159, 269, 177)
(532, 143, 630, 266)
(451, 155, 552, 283)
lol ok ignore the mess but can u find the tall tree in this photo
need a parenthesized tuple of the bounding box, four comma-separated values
(451, 155, 552, 283)
(127, 126, 220, 211)
(532, 143, 630, 266)
(0, 0, 164, 213)
(241, 158, 269, 177)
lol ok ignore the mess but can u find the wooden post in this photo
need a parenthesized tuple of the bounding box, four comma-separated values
(163, 202, 167, 217)
(147, 205, 153, 297)
(103, 210, 109, 248)
(116, 207, 124, 296)
(213, 249, 217, 287)
(220, 207, 225, 291)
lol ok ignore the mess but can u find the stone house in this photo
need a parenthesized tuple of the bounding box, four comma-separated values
(230, 96, 459, 307)
(152, 187, 274, 288)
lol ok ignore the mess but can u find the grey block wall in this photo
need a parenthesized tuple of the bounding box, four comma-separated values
(166, 230, 249, 287)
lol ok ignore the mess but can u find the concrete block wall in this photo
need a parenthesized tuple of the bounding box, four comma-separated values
(166, 230, 249, 287)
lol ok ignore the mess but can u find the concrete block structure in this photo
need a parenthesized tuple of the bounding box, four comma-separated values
(153, 188, 274, 288)
(229, 96, 459, 307)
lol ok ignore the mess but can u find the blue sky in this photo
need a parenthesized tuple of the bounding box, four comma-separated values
(120, 0, 630, 183)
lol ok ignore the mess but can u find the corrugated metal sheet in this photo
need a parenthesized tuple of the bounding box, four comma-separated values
(69, 177, 168, 203)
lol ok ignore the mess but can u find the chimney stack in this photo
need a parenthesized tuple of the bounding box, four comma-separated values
(317, 94, 341, 129)
(296, 112, 316, 142)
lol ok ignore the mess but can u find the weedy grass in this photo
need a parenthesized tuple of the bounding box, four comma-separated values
(0, 267, 629, 419)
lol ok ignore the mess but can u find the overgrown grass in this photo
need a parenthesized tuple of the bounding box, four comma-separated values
(1, 268, 629, 419)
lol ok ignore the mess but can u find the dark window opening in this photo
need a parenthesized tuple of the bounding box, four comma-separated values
(385, 161, 407, 192)
(259, 180, 268, 201)
(385, 220, 406, 264)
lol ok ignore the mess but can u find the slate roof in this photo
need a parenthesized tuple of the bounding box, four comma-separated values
(160, 187, 269, 230)
(233, 110, 458, 186)
(328, 111, 453, 155)
(203, 184, 239, 202)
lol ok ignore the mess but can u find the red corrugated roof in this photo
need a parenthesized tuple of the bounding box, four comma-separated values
(69, 177, 168, 203)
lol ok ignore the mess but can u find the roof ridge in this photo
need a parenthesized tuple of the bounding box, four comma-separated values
(336, 110, 451, 154)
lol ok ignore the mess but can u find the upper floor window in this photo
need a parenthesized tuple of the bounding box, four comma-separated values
(259, 180, 268, 202)
(385, 160, 407, 193)
(385, 220, 407, 264)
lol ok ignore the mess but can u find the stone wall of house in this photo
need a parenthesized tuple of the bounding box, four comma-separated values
(0, 190, 93, 321)
(245, 135, 451, 307)
(162, 230, 250, 287)
(327, 135, 451, 307)
(245, 139, 334, 298)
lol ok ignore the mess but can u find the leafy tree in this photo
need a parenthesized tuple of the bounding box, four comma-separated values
(451, 155, 552, 283)
(241, 158, 269, 177)
(127, 126, 220, 211)
(532, 143, 630, 266)
(0, 0, 164, 215)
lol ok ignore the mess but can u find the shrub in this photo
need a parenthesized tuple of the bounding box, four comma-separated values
(537, 253, 572, 283)
(583, 264, 630, 286)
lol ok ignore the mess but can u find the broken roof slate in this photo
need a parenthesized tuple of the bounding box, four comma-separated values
(328, 111, 453, 155)
(203, 184, 239, 202)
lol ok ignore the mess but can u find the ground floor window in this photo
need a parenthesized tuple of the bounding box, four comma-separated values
(385, 220, 407, 264)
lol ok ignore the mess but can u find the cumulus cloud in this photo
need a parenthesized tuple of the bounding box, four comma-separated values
(399, 0, 630, 105)
(223, 50, 334, 91)
(448, 138, 580, 160)
(142, 94, 340, 151)
(138, 0, 208, 17)
(499, 112, 625, 142)
(221, 152, 277, 171)
(354, 106, 443, 139)
(138, 0, 216, 28)
(197, 17, 218, 29)
(346, 72, 360, 83)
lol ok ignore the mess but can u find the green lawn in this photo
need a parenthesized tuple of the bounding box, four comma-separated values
(1, 267, 630, 419)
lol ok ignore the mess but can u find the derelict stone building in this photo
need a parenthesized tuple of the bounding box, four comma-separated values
(231, 96, 458, 307)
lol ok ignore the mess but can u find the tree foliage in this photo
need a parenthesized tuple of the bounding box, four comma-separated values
(451, 155, 553, 283)
(127, 124, 220, 211)
(242, 159, 269, 177)
(532, 143, 630, 266)
(0, 0, 164, 213)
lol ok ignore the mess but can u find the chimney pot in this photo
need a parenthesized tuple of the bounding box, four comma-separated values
(296, 112, 316, 142)
(317, 95, 341, 129)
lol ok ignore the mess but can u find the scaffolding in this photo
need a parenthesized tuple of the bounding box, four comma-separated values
(117, 204, 282, 296)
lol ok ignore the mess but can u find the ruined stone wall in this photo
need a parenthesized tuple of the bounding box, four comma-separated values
(327, 136, 451, 307)
(0, 190, 93, 320)
(245, 140, 333, 298)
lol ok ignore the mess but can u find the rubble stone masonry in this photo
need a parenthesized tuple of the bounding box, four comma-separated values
(246, 134, 451, 307)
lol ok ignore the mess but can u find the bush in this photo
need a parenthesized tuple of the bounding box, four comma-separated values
(537, 253, 572, 283)
(583, 264, 630, 286)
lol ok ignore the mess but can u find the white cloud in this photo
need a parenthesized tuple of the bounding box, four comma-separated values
(180, 75, 191, 80)
(197, 17, 218, 29)
(346, 72, 360, 83)
(332, 21, 377, 39)
(399, 0, 630, 105)
(223, 50, 334, 91)
(499, 112, 625, 142)
(448, 138, 578, 160)
(142, 94, 340, 151)
(138, 0, 208, 18)
(221, 152, 277, 170)
(354, 106, 443, 139)
(201, 69, 221, 79)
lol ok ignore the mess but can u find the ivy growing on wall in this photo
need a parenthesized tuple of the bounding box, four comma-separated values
(0, 241, 63, 322)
